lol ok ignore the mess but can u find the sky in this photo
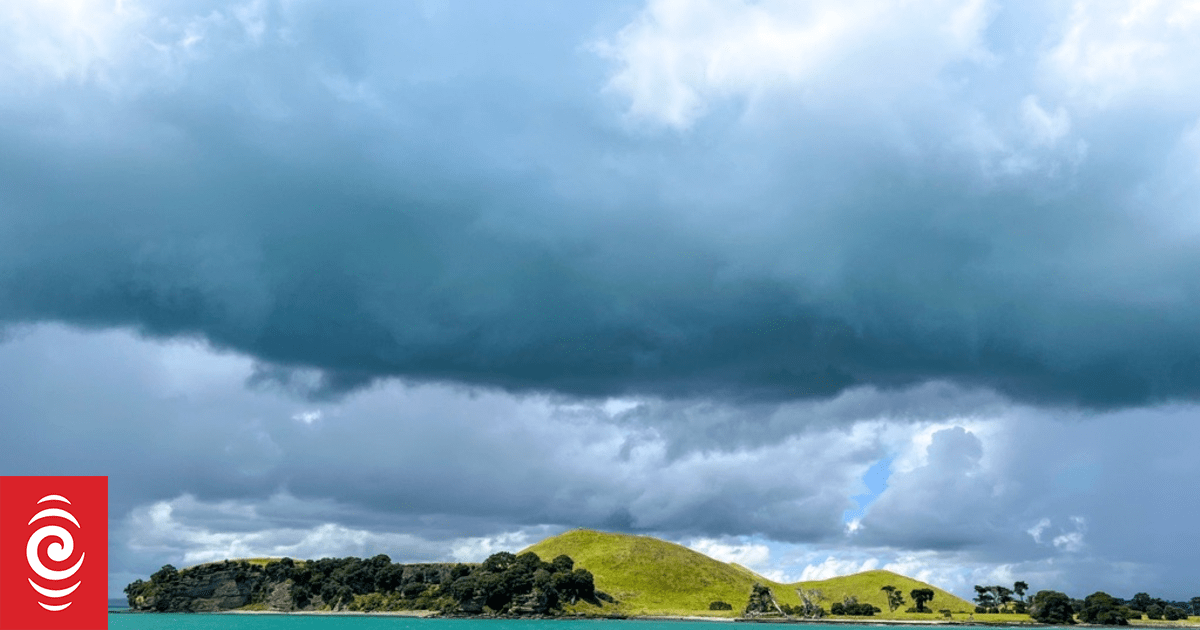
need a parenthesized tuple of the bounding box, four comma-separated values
(3, 0, 1200, 603)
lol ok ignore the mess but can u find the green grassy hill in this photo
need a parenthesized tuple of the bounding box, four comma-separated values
(796, 569, 974, 617)
(523, 529, 974, 618)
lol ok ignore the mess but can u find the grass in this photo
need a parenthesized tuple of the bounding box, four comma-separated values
(1131, 618, 1200, 627)
(523, 529, 976, 619)
(792, 569, 974, 616)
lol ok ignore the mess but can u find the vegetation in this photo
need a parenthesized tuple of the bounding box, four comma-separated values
(1030, 590, 1076, 625)
(1079, 591, 1133, 625)
(125, 551, 596, 616)
(830, 595, 880, 616)
(910, 587, 935, 612)
(881, 584, 905, 611)
(975, 581, 1032, 613)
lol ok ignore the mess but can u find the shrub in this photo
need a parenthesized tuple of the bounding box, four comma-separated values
(1164, 607, 1188, 621)
(1029, 590, 1076, 625)
(709, 601, 733, 611)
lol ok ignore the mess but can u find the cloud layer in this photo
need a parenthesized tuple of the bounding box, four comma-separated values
(1, 1, 1200, 406)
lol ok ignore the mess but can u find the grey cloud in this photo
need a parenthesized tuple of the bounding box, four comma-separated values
(0, 325, 875, 591)
(854, 409, 1200, 599)
(0, 2, 1199, 407)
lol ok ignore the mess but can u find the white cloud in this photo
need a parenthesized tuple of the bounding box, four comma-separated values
(124, 493, 497, 569)
(597, 0, 993, 129)
(686, 538, 771, 569)
(291, 410, 322, 425)
(1044, 0, 1200, 109)
(0, 0, 285, 93)
(1051, 516, 1087, 553)
(450, 530, 549, 563)
(799, 555, 880, 581)
(1027, 517, 1051, 544)
(1022, 95, 1071, 146)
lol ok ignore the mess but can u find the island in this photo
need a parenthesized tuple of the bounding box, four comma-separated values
(125, 529, 1200, 624)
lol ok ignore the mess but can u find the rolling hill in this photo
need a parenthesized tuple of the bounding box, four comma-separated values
(523, 529, 974, 618)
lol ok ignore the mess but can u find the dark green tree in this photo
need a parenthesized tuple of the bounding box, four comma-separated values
(1014, 581, 1028, 603)
(552, 555, 574, 574)
(995, 586, 1014, 611)
(1030, 590, 1075, 625)
(1130, 592, 1154, 612)
(1079, 592, 1128, 625)
(910, 588, 934, 613)
(483, 552, 517, 573)
(974, 585, 995, 612)
(1164, 606, 1188, 621)
(151, 565, 179, 583)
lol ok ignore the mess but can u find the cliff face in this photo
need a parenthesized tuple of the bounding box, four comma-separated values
(127, 561, 275, 612)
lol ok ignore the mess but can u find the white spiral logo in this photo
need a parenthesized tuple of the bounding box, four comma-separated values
(27, 494, 85, 612)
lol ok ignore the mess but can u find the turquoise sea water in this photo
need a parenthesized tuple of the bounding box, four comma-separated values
(108, 617, 748, 630)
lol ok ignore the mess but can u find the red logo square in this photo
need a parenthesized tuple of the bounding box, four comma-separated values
(0, 477, 108, 630)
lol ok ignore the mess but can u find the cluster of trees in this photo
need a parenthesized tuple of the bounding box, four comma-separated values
(126, 551, 597, 615)
(830, 595, 881, 616)
(973, 582, 1029, 613)
(1027, 589, 1197, 625)
(440, 551, 598, 614)
(1126, 592, 1193, 620)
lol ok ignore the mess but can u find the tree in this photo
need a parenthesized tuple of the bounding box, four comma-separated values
(551, 555, 574, 574)
(1014, 581, 1029, 603)
(910, 588, 934, 613)
(1190, 597, 1200, 616)
(483, 552, 517, 573)
(1079, 592, 1128, 626)
(881, 585, 904, 612)
(1030, 590, 1076, 625)
(151, 565, 179, 583)
(1164, 606, 1188, 621)
(974, 585, 996, 612)
(745, 583, 784, 617)
(797, 588, 825, 618)
(995, 586, 1015, 611)
(1130, 592, 1154, 612)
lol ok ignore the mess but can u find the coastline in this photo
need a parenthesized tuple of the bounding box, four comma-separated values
(117, 609, 1200, 628)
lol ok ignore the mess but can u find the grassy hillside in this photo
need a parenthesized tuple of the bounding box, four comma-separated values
(523, 529, 974, 618)
(795, 570, 974, 617)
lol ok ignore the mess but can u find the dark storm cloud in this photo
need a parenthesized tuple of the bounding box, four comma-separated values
(3, 1, 1200, 408)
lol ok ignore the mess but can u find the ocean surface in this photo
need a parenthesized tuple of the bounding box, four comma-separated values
(108, 617, 750, 630)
